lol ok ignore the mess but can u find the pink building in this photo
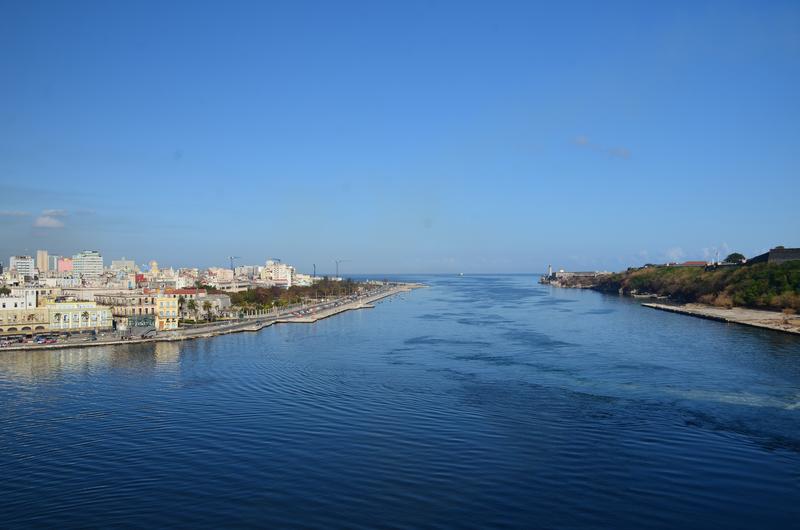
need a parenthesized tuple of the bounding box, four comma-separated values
(57, 257, 73, 273)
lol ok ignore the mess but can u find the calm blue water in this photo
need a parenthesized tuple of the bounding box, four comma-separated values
(2, 275, 799, 529)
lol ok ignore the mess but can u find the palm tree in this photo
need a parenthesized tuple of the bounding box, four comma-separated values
(187, 299, 197, 322)
(178, 295, 186, 313)
(202, 301, 212, 322)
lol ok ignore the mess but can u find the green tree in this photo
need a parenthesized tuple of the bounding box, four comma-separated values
(0, 286, 10, 295)
(724, 252, 746, 264)
(187, 299, 198, 321)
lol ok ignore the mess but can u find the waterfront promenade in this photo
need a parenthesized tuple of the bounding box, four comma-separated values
(643, 302, 800, 335)
(0, 283, 423, 352)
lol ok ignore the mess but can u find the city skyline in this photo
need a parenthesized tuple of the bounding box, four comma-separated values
(2, 1, 798, 273)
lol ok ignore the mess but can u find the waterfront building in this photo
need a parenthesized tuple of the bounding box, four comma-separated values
(195, 294, 232, 319)
(93, 292, 158, 330)
(155, 296, 179, 330)
(73, 250, 104, 278)
(36, 250, 49, 273)
(57, 257, 74, 273)
(46, 300, 112, 332)
(0, 304, 49, 336)
(9, 256, 35, 277)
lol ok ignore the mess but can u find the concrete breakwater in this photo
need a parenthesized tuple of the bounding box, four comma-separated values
(642, 302, 800, 335)
(0, 284, 424, 352)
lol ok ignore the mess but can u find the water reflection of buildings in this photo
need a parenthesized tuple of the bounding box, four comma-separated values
(0, 342, 184, 382)
(154, 341, 181, 367)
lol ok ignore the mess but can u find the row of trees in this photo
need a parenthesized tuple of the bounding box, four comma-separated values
(229, 278, 367, 311)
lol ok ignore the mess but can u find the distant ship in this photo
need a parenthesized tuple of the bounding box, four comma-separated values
(459, 272, 464, 276)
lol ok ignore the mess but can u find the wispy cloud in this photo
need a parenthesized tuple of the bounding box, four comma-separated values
(33, 209, 67, 229)
(34, 215, 65, 228)
(0, 210, 30, 216)
(572, 135, 631, 159)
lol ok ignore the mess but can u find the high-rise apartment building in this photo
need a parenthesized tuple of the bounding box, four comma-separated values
(9, 255, 35, 277)
(73, 250, 104, 279)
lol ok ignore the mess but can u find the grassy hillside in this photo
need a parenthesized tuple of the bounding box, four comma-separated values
(594, 261, 800, 311)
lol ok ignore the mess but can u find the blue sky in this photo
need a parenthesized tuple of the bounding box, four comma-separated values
(1, 0, 798, 274)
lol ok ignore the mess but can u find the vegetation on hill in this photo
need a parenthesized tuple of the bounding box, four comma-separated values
(594, 261, 800, 311)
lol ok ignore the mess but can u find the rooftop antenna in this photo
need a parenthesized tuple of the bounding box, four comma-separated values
(228, 256, 241, 271)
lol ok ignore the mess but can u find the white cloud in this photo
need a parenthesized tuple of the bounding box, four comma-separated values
(34, 215, 65, 228)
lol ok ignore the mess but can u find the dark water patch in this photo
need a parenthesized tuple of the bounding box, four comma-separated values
(581, 309, 616, 315)
(503, 329, 574, 350)
(681, 409, 800, 453)
(416, 313, 447, 320)
(534, 297, 578, 305)
(405, 335, 492, 348)
(456, 314, 514, 327)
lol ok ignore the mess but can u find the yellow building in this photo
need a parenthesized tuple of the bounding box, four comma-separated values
(0, 306, 49, 336)
(46, 301, 113, 333)
(155, 297, 179, 330)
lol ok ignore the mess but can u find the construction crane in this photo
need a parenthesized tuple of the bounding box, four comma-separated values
(335, 259, 350, 278)
(228, 256, 241, 271)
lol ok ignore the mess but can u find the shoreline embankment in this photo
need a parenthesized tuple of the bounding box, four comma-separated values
(1, 283, 424, 353)
(642, 302, 800, 335)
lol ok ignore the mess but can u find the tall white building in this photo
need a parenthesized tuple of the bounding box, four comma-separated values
(73, 250, 104, 279)
(9, 255, 35, 277)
